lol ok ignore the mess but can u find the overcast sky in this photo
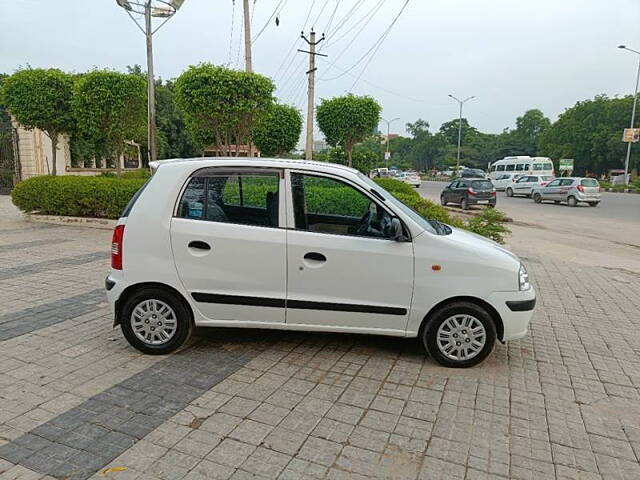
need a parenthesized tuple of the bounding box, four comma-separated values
(1, 0, 639, 136)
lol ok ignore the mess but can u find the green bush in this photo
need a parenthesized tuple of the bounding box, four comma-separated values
(393, 193, 464, 228)
(11, 176, 146, 219)
(373, 177, 419, 197)
(464, 208, 511, 244)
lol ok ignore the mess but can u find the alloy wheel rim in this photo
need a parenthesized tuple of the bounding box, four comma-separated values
(436, 314, 486, 361)
(130, 299, 177, 346)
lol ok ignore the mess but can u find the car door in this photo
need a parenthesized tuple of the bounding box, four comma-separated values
(542, 179, 561, 200)
(456, 180, 468, 203)
(284, 171, 413, 333)
(444, 181, 457, 202)
(170, 168, 287, 324)
(513, 176, 531, 194)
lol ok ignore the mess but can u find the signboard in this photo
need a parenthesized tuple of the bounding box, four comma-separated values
(623, 128, 640, 143)
(384, 151, 391, 160)
(559, 159, 574, 172)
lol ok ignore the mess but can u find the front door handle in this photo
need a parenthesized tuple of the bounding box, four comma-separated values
(304, 252, 326, 262)
(188, 240, 211, 250)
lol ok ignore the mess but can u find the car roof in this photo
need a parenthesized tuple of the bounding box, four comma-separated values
(149, 157, 361, 176)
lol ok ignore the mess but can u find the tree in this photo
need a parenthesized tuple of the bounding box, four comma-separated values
(539, 94, 636, 175)
(155, 79, 200, 159)
(2, 68, 74, 175)
(175, 64, 274, 155)
(510, 109, 551, 156)
(72, 70, 146, 173)
(252, 103, 302, 157)
(316, 94, 381, 167)
(438, 118, 478, 145)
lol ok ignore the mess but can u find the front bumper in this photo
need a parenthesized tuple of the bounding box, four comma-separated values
(487, 287, 536, 341)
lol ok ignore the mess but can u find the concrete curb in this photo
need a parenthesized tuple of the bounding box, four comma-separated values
(603, 188, 639, 194)
(24, 214, 116, 230)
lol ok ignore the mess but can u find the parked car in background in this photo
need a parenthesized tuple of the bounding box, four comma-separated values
(106, 158, 534, 368)
(440, 178, 496, 209)
(492, 173, 522, 191)
(505, 175, 555, 198)
(460, 168, 487, 179)
(397, 171, 422, 188)
(532, 177, 601, 207)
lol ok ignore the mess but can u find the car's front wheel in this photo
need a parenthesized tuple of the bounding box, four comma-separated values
(421, 301, 496, 368)
(506, 188, 513, 197)
(120, 287, 192, 355)
(440, 196, 447, 206)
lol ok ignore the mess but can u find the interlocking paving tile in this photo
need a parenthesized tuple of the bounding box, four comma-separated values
(0, 238, 71, 254)
(0, 288, 105, 340)
(0, 344, 257, 480)
(0, 251, 106, 280)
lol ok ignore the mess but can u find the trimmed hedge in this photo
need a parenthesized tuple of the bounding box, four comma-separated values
(11, 176, 146, 219)
(373, 177, 419, 197)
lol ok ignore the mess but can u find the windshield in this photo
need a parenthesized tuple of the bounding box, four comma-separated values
(358, 173, 437, 234)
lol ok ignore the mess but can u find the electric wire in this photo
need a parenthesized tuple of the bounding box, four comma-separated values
(252, 0, 288, 44)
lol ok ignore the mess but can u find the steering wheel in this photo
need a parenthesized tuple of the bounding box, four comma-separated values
(355, 209, 374, 236)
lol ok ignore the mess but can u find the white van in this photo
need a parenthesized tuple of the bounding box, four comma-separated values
(106, 158, 535, 368)
(489, 156, 554, 180)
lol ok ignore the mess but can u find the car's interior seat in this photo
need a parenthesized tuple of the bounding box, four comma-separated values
(266, 191, 278, 227)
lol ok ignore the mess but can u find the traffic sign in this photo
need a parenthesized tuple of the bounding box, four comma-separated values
(384, 151, 391, 160)
(623, 128, 640, 143)
(559, 159, 574, 171)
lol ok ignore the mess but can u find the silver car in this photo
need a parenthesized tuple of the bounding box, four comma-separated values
(532, 177, 601, 207)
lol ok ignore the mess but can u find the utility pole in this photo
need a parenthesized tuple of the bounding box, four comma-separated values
(145, 2, 157, 164)
(381, 117, 400, 169)
(243, 0, 253, 72)
(448, 94, 475, 173)
(299, 30, 326, 160)
(618, 45, 640, 185)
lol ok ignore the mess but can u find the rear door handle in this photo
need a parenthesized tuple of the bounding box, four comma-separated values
(304, 252, 326, 262)
(188, 240, 211, 250)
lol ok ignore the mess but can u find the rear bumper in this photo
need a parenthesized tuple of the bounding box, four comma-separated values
(575, 192, 601, 202)
(105, 272, 126, 325)
(468, 197, 496, 205)
(487, 287, 536, 341)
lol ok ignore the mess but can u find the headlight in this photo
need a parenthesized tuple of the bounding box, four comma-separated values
(518, 263, 530, 291)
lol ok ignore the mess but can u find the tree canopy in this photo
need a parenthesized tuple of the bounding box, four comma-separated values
(175, 63, 274, 155)
(316, 94, 381, 167)
(72, 70, 146, 171)
(2, 68, 75, 175)
(252, 103, 302, 157)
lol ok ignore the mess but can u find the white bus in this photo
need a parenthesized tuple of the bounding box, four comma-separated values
(488, 156, 555, 180)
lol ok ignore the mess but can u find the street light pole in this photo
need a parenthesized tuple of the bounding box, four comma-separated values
(619, 45, 640, 186)
(145, 1, 157, 164)
(381, 117, 399, 169)
(448, 94, 475, 174)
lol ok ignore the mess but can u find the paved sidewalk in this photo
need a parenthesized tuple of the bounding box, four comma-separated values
(1, 196, 639, 480)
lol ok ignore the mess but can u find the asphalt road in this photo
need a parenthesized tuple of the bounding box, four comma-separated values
(418, 180, 640, 271)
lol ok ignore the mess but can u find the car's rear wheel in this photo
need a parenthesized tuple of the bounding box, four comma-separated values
(588, 202, 599, 207)
(120, 287, 192, 355)
(506, 188, 513, 197)
(533, 193, 542, 203)
(460, 198, 469, 210)
(421, 302, 496, 368)
(567, 196, 578, 207)
(553, 200, 560, 204)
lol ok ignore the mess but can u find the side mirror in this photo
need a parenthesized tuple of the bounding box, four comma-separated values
(390, 217, 408, 242)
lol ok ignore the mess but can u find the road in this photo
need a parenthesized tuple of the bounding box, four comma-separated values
(419, 181, 640, 272)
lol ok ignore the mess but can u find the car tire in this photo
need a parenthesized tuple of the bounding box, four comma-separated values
(588, 202, 599, 207)
(567, 196, 578, 207)
(487, 204, 495, 208)
(421, 301, 496, 368)
(120, 287, 193, 355)
(533, 193, 542, 203)
(554, 200, 560, 204)
(440, 196, 447, 206)
(461, 198, 469, 210)
(506, 188, 513, 197)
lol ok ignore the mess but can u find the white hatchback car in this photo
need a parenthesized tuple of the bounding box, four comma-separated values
(397, 171, 422, 188)
(106, 159, 535, 368)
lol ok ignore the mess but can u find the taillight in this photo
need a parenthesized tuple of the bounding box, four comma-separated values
(577, 185, 584, 193)
(468, 187, 476, 195)
(541, 182, 548, 186)
(111, 225, 124, 270)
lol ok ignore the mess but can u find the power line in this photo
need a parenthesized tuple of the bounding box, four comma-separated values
(326, 0, 365, 37)
(227, 0, 236, 65)
(311, 0, 331, 28)
(322, 0, 340, 37)
(320, 0, 409, 82)
(349, 0, 409, 89)
(273, 0, 317, 83)
(251, 0, 288, 44)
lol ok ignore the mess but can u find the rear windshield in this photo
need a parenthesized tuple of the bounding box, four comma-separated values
(581, 178, 599, 187)
(471, 180, 493, 189)
(121, 178, 151, 217)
